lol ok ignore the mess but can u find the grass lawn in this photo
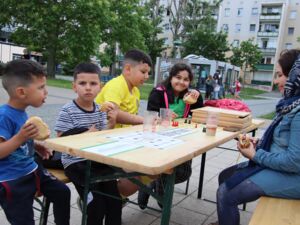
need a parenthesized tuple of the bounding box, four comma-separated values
(47, 78, 73, 89)
(225, 87, 267, 100)
(259, 111, 275, 120)
(47, 78, 154, 100)
(46, 78, 267, 101)
(139, 83, 154, 100)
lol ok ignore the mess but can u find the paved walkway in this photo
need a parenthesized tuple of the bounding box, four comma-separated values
(0, 82, 277, 225)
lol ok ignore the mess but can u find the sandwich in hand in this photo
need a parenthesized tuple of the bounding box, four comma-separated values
(183, 94, 197, 104)
(238, 134, 250, 148)
(26, 116, 50, 140)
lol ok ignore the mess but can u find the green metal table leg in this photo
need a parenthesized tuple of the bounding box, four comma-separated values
(160, 172, 175, 225)
(81, 160, 91, 225)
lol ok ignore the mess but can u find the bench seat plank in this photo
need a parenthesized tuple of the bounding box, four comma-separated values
(249, 197, 300, 225)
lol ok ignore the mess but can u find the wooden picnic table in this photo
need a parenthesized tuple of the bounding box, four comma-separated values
(45, 119, 264, 225)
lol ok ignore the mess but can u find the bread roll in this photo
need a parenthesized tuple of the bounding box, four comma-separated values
(99, 102, 114, 112)
(26, 116, 50, 140)
(238, 134, 250, 148)
(183, 94, 197, 104)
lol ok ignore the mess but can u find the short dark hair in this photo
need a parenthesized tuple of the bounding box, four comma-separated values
(73, 62, 101, 80)
(278, 49, 300, 77)
(124, 49, 152, 67)
(2, 59, 46, 95)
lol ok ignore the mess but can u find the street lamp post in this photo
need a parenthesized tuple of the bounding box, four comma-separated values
(173, 39, 182, 59)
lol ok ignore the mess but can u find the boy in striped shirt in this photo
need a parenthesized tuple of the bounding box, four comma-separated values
(55, 62, 121, 225)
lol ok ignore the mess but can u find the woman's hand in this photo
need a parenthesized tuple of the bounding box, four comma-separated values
(237, 141, 256, 160)
(249, 137, 259, 149)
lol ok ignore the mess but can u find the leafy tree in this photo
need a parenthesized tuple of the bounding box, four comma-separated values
(0, 1, 110, 77)
(230, 39, 262, 83)
(166, 0, 222, 57)
(230, 39, 262, 71)
(98, 0, 151, 75)
(166, 0, 188, 57)
(143, 0, 166, 73)
(182, 30, 229, 61)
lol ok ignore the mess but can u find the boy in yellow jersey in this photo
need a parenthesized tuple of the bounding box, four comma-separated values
(95, 49, 152, 128)
(95, 49, 153, 197)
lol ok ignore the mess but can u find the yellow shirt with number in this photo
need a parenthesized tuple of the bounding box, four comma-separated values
(95, 74, 140, 128)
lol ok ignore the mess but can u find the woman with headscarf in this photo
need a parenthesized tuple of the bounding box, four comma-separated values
(212, 49, 300, 225)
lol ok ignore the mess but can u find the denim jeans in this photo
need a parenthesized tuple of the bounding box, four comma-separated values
(0, 164, 70, 225)
(216, 165, 265, 225)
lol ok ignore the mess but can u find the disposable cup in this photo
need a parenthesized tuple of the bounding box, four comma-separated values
(143, 110, 158, 133)
(159, 108, 172, 128)
(206, 112, 218, 136)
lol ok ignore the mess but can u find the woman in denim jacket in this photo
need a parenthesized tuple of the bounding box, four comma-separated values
(212, 49, 300, 225)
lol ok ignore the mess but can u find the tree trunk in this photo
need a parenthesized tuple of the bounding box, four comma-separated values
(46, 48, 56, 78)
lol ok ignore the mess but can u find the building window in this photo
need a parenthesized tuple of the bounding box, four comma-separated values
(289, 10, 297, 19)
(285, 43, 292, 49)
(266, 57, 272, 64)
(288, 27, 294, 35)
(232, 40, 239, 47)
(225, 8, 230, 17)
(250, 24, 256, 32)
(237, 8, 243, 16)
(222, 24, 229, 33)
(235, 24, 241, 33)
(252, 8, 258, 15)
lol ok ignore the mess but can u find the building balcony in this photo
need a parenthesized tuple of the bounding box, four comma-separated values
(259, 14, 281, 21)
(256, 64, 274, 71)
(257, 31, 279, 37)
(259, 48, 276, 54)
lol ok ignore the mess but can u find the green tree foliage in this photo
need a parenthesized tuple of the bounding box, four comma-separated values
(230, 39, 262, 72)
(182, 30, 229, 61)
(0, 0, 110, 77)
(98, 0, 153, 74)
(143, 0, 166, 73)
(167, 0, 223, 58)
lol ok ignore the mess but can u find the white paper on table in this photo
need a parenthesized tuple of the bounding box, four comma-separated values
(81, 141, 143, 156)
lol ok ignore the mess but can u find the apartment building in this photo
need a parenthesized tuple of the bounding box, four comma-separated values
(217, 0, 300, 89)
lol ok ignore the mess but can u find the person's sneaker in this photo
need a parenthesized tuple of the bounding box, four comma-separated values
(137, 190, 150, 210)
(137, 181, 155, 210)
(77, 196, 83, 212)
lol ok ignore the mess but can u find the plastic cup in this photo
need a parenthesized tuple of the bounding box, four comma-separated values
(159, 108, 172, 128)
(206, 112, 218, 136)
(143, 110, 158, 133)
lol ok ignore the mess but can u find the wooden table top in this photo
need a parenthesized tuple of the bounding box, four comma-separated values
(45, 119, 264, 175)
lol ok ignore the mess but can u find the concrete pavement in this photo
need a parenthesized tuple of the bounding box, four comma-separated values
(0, 81, 277, 225)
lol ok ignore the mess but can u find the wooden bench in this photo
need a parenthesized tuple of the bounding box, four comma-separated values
(35, 168, 70, 225)
(249, 196, 300, 225)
